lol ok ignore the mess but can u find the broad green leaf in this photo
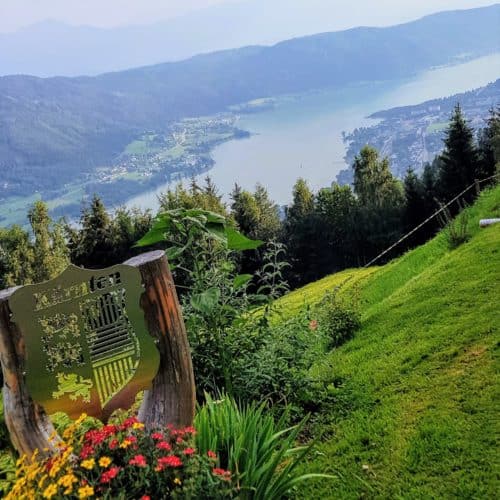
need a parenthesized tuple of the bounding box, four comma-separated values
(190, 288, 221, 314)
(206, 222, 228, 243)
(225, 226, 263, 251)
(233, 274, 253, 289)
(135, 228, 165, 247)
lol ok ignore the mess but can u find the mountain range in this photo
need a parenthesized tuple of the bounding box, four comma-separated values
(2, 1, 496, 77)
(0, 4, 499, 203)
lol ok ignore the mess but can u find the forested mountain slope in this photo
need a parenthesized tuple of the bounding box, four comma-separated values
(1, 5, 499, 199)
(277, 186, 500, 497)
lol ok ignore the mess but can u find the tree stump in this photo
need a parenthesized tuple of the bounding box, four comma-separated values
(0, 250, 195, 458)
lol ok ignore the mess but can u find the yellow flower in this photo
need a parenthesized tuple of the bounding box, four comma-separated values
(132, 421, 144, 430)
(78, 485, 95, 499)
(58, 473, 78, 488)
(48, 462, 62, 478)
(38, 474, 48, 489)
(81, 458, 95, 470)
(42, 483, 58, 499)
(119, 439, 132, 449)
(98, 456, 112, 468)
(173, 477, 182, 486)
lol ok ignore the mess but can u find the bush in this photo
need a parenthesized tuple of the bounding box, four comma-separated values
(8, 415, 235, 499)
(444, 210, 471, 249)
(194, 394, 330, 499)
(318, 291, 361, 349)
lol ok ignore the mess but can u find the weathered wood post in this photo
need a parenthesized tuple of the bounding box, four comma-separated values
(125, 251, 196, 429)
(0, 287, 61, 457)
(0, 250, 195, 458)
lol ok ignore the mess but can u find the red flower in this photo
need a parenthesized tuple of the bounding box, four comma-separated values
(213, 468, 232, 481)
(129, 455, 147, 467)
(157, 455, 183, 470)
(156, 441, 172, 451)
(79, 445, 94, 459)
(183, 447, 195, 456)
(151, 432, 164, 440)
(183, 426, 197, 435)
(102, 424, 117, 436)
(109, 439, 119, 450)
(141, 496, 151, 500)
(120, 416, 139, 430)
(207, 451, 217, 459)
(100, 466, 121, 484)
(309, 319, 318, 331)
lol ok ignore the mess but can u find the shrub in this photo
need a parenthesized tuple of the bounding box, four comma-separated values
(194, 394, 331, 499)
(318, 291, 361, 349)
(444, 210, 471, 249)
(8, 415, 235, 499)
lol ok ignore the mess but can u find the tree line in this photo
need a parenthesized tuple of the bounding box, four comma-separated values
(1, 105, 498, 291)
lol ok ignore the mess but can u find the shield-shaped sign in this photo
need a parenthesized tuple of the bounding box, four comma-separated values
(9, 264, 160, 421)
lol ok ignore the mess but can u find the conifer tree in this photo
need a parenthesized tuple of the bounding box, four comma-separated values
(438, 104, 480, 200)
(477, 107, 500, 181)
(28, 201, 69, 282)
(70, 195, 112, 267)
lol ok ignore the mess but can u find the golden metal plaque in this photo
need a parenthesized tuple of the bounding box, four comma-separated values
(9, 264, 160, 421)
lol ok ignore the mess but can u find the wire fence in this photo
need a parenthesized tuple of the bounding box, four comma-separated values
(362, 173, 500, 269)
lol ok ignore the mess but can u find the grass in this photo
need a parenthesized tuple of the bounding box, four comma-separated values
(273, 186, 500, 498)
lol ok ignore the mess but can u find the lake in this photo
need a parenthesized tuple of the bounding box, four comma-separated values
(127, 52, 500, 209)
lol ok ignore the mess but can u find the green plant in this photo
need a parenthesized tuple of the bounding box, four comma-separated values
(441, 206, 471, 249)
(317, 290, 361, 349)
(194, 394, 331, 499)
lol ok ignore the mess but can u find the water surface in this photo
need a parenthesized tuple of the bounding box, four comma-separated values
(127, 53, 500, 209)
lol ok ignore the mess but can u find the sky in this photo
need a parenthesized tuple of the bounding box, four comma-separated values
(0, 0, 497, 33)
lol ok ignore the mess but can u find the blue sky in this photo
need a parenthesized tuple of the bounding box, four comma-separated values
(0, 0, 496, 33)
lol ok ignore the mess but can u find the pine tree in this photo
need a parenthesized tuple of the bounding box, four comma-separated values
(403, 168, 426, 229)
(477, 107, 500, 181)
(438, 104, 480, 200)
(71, 195, 112, 267)
(28, 201, 69, 282)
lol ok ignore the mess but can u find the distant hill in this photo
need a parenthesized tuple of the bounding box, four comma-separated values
(2, 1, 496, 77)
(1, 5, 499, 202)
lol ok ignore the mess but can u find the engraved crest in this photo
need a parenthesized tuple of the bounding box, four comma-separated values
(9, 264, 160, 421)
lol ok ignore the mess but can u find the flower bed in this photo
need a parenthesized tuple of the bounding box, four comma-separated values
(8, 414, 235, 499)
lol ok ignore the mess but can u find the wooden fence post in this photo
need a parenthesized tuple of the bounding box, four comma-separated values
(0, 250, 195, 458)
(125, 251, 196, 429)
(0, 287, 61, 458)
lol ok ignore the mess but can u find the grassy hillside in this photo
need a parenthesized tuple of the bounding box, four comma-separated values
(280, 186, 500, 498)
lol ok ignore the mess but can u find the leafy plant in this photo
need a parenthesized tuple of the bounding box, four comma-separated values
(440, 204, 471, 249)
(317, 290, 361, 349)
(194, 394, 331, 499)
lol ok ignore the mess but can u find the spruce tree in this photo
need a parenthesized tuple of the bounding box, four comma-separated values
(438, 104, 480, 200)
(28, 201, 69, 282)
(72, 195, 112, 267)
(477, 107, 500, 181)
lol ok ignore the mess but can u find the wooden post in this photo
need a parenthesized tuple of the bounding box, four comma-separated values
(125, 251, 196, 428)
(0, 250, 195, 458)
(475, 179, 481, 196)
(0, 287, 60, 458)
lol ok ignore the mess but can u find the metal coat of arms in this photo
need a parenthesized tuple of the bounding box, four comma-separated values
(9, 264, 160, 421)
